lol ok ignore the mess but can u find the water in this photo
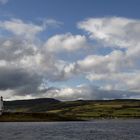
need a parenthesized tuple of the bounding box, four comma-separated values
(0, 120, 140, 140)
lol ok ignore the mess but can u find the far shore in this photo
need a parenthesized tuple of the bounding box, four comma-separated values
(0, 112, 82, 122)
(1, 98, 139, 122)
(0, 112, 140, 122)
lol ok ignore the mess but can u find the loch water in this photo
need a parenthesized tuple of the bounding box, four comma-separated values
(0, 120, 140, 140)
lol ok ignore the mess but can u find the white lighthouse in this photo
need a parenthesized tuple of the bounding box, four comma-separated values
(0, 96, 3, 115)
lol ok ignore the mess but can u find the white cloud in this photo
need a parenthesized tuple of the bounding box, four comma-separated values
(0, 0, 8, 5)
(87, 71, 140, 91)
(0, 19, 43, 39)
(69, 49, 140, 91)
(39, 85, 140, 101)
(75, 17, 140, 92)
(42, 19, 63, 29)
(44, 33, 87, 52)
(77, 50, 129, 73)
(78, 17, 140, 48)
(0, 17, 140, 100)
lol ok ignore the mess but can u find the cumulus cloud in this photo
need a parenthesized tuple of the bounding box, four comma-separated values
(0, 38, 37, 61)
(0, 19, 48, 98)
(0, 18, 88, 99)
(0, 17, 140, 100)
(75, 17, 140, 92)
(44, 33, 87, 52)
(87, 71, 140, 92)
(39, 85, 140, 101)
(75, 50, 130, 74)
(0, 66, 42, 94)
(0, 19, 43, 39)
(78, 17, 140, 48)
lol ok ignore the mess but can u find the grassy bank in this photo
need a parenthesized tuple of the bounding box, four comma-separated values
(0, 112, 81, 122)
(47, 100, 140, 120)
(1, 99, 140, 121)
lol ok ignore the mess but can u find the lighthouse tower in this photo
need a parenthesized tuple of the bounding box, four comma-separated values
(0, 96, 3, 115)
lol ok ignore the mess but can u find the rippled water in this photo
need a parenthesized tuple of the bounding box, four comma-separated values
(0, 120, 140, 140)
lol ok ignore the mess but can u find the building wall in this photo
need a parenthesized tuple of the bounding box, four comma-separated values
(0, 97, 3, 115)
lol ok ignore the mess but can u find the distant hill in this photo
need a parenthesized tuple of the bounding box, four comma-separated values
(4, 98, 60, 112)
(5, 98, 60, 106)
(3, 98, 140, 119)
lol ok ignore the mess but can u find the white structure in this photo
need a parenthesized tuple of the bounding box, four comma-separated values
(0, 96, 3, 115)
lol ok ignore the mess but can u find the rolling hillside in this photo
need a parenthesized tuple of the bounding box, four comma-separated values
(3, 98, 140, 120)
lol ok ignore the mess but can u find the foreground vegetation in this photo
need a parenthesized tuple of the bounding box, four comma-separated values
(0, 98, 140, 121)
(0, 112, 79, 122)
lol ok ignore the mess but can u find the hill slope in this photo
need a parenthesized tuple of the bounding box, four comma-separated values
(4, 98, 60, 112)
(3, 98, 140, 119)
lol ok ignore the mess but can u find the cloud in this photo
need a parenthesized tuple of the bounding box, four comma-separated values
(39, 85, 140, 101)
(0, 19, 43, 39)
(78, 17, 140, 48)
(0, 19, 47, 97)
(0, 0, 8, 5)
(61, 49, 131, 80)
(42, 19, 63, 29)
(76, 50, 128, 74)
(75, 17, 140, 92)
(0, 17, 140, 100)
(87, 71, 140, 92)
(0, 19, 81, 98)
(0, 66, 42, 94)
(44, 33, 87, 52)
(66, 48, 140, 91)
(0, 38, 37, 61)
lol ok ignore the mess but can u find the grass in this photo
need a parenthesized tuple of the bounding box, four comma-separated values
(0, 112, 81, 122)
(1, 99, 140, 121)
(47, 100, 140, 119)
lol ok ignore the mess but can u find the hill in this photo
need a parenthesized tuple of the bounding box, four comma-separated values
(4, 98, 60, 112)
(1, 98, 140, 121)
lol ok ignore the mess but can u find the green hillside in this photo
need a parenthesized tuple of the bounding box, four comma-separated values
(1, 98, 140, 121)
(4, 98, 60, 112)
(0, 112, 79, 122)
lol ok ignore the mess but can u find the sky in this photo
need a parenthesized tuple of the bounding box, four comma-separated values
(0, 0, 140, 100)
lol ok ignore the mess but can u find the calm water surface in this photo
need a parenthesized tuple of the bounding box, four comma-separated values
(0, 120, 140, 140)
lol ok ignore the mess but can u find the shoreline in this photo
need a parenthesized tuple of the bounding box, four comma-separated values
(0, 112, 139, 122)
